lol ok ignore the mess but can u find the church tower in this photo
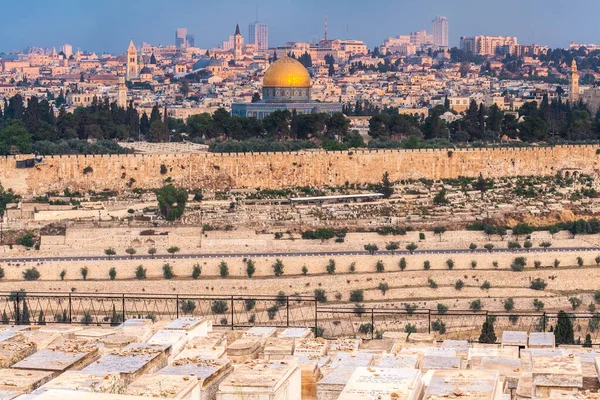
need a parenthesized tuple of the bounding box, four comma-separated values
(117, 75, 127, 109)
(570, 59, 579, 104)
(233, 24, 243, 61)
(126, 40, 138, 80)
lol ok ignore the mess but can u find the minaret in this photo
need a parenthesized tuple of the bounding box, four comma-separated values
(570, 60, 579, 104)
(233, 24, 243, 61)
(126, 40, 138, 80)
(117, 75, 127, 109)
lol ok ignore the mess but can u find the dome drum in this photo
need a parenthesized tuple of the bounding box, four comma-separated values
(262, 56, 311, 103)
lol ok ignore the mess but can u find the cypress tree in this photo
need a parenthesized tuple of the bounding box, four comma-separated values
(555, 310, 575, 345)
(478, 316, 497, 344)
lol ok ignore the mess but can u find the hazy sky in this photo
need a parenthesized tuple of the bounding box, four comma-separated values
(1, 0, 598, 54)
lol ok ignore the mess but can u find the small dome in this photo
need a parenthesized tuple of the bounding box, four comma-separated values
(140, 66, 152, 74)
(263, 57, 310, 88)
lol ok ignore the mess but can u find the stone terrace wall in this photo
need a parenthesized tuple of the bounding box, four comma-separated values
(1, 145, 598, 195)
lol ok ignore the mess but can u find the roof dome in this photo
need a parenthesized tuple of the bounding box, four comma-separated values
(140, 66, 152, 74)
(263, 57, 310, 88)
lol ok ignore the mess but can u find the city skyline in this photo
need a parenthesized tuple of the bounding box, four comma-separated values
(1, 0, 599, 54)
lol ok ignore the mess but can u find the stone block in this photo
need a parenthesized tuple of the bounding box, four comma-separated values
(12, 342, 99, 372)
(337, 367, 422, 400)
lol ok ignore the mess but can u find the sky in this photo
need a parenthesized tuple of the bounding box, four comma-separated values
(0, 0, 598, 54)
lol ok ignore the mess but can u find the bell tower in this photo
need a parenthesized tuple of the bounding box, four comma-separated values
(117, 75, 127, 109)
(570, 59, 579, 104)
(233, 24, 243, 61)
(126, 40, 138, 80)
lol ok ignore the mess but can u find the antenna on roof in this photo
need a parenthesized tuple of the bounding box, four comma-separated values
(324, 11, 328, 41)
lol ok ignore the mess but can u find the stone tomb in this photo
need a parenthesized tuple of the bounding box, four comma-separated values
(225, 337, 262, 363)
(165, 317, 212, 339)
(528, 332, 555, 349)
(278, 328, 312, 339)
(0, 341, 37, 368)
(12, 388, 151, 399)
(116, 319, 153, 342)
(501, 331, 528, 349)
(242, 326, 277, 339)
(337, 367, 422, 400)
(421, 370, 502, 399)
(531, 355, 583, 397)
(12, 342, 99, 372)
(263, 338, 295, 360)
(328, 338, 361, 354)
(468, 347, 519, 368)
(216, 360, 301, 400)
(476, 357, 523, 392)
(317, 353, 374, 400)
(35, 371, 123, 394)
(126, 357, 232, 399)
(377, 354, 419, 369)
(73, 328, 118, 341)
(176, 332, 227, 360)
(293, 339, 328, 358)
(147, 329, 188, 361)
(38, 326, 83, 340)
(420, 355, 461, 372)
(0, 369, 55, 398)
(80, 343, 169, 384)
(359, 339, 397, 354)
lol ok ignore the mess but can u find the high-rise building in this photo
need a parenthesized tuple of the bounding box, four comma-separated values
(249, 22, 268, 51)
(176, 28, 188, 48)
(431, 16, 449, 47)
(186, 34, 196, 48)
(460, 35, 518, 56)
(60, 43, 73, 58)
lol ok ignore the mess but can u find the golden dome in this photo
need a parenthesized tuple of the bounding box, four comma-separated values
(263, 57, 311, 88)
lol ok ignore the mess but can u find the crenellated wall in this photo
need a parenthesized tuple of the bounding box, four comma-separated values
(0, 145, 598, 194)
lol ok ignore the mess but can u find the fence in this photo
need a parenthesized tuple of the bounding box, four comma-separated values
(2, 292, 598, 343)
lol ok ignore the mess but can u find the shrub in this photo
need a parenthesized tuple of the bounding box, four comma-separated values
(80, 267, 89, 280)
(276, 291, 287, 306)
(211, 300, 229, 314)
(399, 258, 407, 271)
(534, 261, 542, 269)
(135, 265, 147, 279)
(589, 303, 596, 313)
(167, 246, 180, 256)
(364, 244, 379, 255)
(530, 278, 547, 291)
(81, 311, 93, 325)
(431, 319, 446, 334)
(245, 299, 256, 311)
(533, 298, 545, 311)
(480, 280, 491, 290)
(326, 259, 336, 274)
(595, 290, 600, 303)
(180, 300, 196, 314)
(376, 260, 385, 272)
(354, 304, 366, 316)
(406, 243, 418, 254)
(148, 248, 157, 258)
(423, 260, 431, 270)
(109, 267, 116, 280)
(484, 243, 494, 252)
(469, 243, 478, 252)
(405, 323, 417, 333)
(508, 241, 521, 249)
(104, 248, 116, 258)
(125, 247, 136, 258)
(405, 303, 418, 315)
(349, 262, 356, 273)
(301, 265, 308, 275)
(192, 264, 201, 279)
(272, 259, 284, 276)
(589, 313, 600, 332)
(162, 264, 174, 279)
(569, 297, 582, 310)
(577, 257, 584, 267)
(509, 315, 519, 324)
(596, 256, 600, 266)
(504, 297, 515, 311)
(554, 259, 561, 268)
(60, 270, 66, 281)
(470, 299, 482, 311)
(437, 303, 448, 314)
(350, 290, 364, 303)
(455, 279, 464, 291)
(511, 257, 527, 272)
(16, 233, 35, 248)
(540, 241, 552, 248)
(428, 278, 438, 289)
(378, 282, 390, 295)
(419, 232, 425, 240)
(244, 259, 255, 278)
(23, 268, 40, 281)
(267, 305, 279, 320)
(446, 259, 454, 270)
(314, 289, 327, 303)
(492, 261, 499, 269)
(219, 261, 229, 278)
(524, 241, 533, 250)
(358, 323, 374, 334)
(471, 260, 477, 269)
(385, 242, 400, 254)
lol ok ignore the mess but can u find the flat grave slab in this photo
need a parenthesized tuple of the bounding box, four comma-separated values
(0, 333, 24, 344)
(12, 342, 99, 372)
(377, 354, 419, 369)
(80, 343, 169, 384)
(501, 331, 528, 348)
(337, 367, 422, 400)
(241, 326, 277, 339)
(359, 339, 396, 354)
(36, 371, 123, 394)
(528, 332, 555, 349)
(38, 326, 83, 338)
(421, 355, 461, 372)
(0, 342, 37, 368)
(13, 388, 155, 399)
(165, 317, 211, 339)
(421, 370, 501, 399)
(217, 360, 300, 400)
(0, 369, 55, 395)
(147, 329, 187, 360)
(263, 338, 295, 360)
(73, 328, 117, 340)
(126, 357, 231, 399)
(278, 328, 312, 339)
(225, 337, 262, 362)
(293, 339, 328, 358)
(328, 352, 374, 369)
(22, 332, 60, 351)
(328, 338, 361, 354)
(531, 355, 583, 397)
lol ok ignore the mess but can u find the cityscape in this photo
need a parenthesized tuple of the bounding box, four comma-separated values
(2, 1, 600, 399)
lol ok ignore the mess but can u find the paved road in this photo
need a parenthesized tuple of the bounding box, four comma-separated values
(1, 247, 598, 263)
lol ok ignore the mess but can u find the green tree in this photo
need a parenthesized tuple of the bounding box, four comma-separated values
(364, 244, 378, 255)
(406, 243, 418, 254)
(125, 247, 136, 258)
(104, 248, 116, 259)
(135, 265, 147, 279)
(380, 172, 394, 198)
(385, 242, 399, 254)
(433, 188, 449, 205)
(272, 259, 284, 276)
(479, 317, 497, 344)
(326, 259, 336, 274)
(157, 185, 188, 221)
(192, 264, 202, 279)
(246, 260, 256, 278)
(555, 310, 574, 345)
(80, 267, 88, 280)
(433, 226, 446, 241)
(167, 246, 180, 256)
(109, 267, 116, 280)
(219, 261, 229, 278)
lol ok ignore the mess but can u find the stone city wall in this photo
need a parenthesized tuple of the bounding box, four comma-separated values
(0, 145, 598, 195)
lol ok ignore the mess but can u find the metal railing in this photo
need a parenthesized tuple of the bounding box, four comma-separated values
(2, 291, 598, 343)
